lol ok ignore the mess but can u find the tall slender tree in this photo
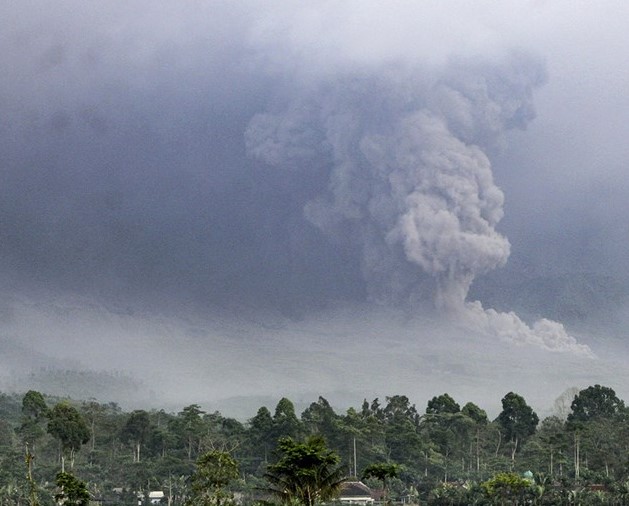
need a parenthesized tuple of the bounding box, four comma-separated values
(47, 402, 90, 471)
(17, 391, 48, 452)
(121, 410, 152, 463)
(496, 392, 539, 467)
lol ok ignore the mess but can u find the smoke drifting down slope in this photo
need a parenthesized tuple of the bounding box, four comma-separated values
(246, 54, 592, 356)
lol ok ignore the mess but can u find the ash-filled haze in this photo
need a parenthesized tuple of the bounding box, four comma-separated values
(2, 1, 629, 415)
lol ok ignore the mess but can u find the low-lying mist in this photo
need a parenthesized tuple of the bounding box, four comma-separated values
(1, 288, 626, 419)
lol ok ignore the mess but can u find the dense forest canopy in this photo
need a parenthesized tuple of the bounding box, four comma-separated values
(1, 385, 629, 505)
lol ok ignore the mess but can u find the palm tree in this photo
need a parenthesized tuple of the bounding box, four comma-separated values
(264, 436, 346, 506)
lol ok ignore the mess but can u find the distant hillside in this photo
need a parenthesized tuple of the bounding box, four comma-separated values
(205, 391, 368, 422)
(4, 368, 158, 408)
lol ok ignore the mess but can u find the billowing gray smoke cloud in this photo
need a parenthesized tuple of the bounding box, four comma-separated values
(245, 56, 537, 307)
(246, 54, 591, 355)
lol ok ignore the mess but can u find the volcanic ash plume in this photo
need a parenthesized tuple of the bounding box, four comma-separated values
(245, 53, 593, 356)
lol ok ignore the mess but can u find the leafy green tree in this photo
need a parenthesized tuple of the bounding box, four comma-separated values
(383, 396, 419, 426)
(17, 391, 49, 506)
(80, 399, 110, 454)
(301, 397, 342, 447)
(426, 394, 460, 415)
(248, 406, 274, 468)
(580, 416, 625, 479)
(429, 481, 466, 505)
(272, 398, 302, 441)
(545, 417, 570, 478)
(337, 407, 384, 478)
(47, 402, 91, 471)
(121, 410, 152, 463)
(264, 435, 345, 506)
(172, 405, 206, 461)
(79, 401, 125, 477)
(481, 472, 532, 504)
(21, 392, 48, 420)
(353, 399, 387, 462)
(461, 402, 488, 425)
(54, 471, 90, 506)
(565, 385, 624, 480)
(496, 392, 539, 465)
(362, 463, 401, 505)
(381, 397, 423, 472)
(188, 450, 239, 506)
(461, 402, 489, 475)
(422, 394, 471, 480)
(17, 391, 48, 451)
(199, 412, 245, 455)
(147, 409, 178, 459)
(567, 385, 625, 426)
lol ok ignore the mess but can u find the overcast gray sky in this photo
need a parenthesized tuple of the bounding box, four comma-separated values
(2, 1, 629, 411)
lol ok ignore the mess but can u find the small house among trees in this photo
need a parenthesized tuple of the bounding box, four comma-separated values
(337, 481, 375, 506)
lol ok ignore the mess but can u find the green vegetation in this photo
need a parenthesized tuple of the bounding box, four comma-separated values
(54, 471, 90, 506)
(362, 463, 401, 504)
(0, 385, 629, 505)
(264, 436, 344, 506)
(188, 450, 240, 506)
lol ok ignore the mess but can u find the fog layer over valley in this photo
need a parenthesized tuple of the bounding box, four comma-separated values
(0, 291, 626, 418)
(2, 2, 629, 415)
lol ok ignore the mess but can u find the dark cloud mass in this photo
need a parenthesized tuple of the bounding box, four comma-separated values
(0, 2, 373, 315)
(0, 4, 542, 314)
(2, 1, 629, 410)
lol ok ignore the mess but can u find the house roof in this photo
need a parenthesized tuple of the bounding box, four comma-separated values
(339, 482, 373, 498)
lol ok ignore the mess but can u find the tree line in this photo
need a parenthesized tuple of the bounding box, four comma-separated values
(1, 384, 629, 505)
